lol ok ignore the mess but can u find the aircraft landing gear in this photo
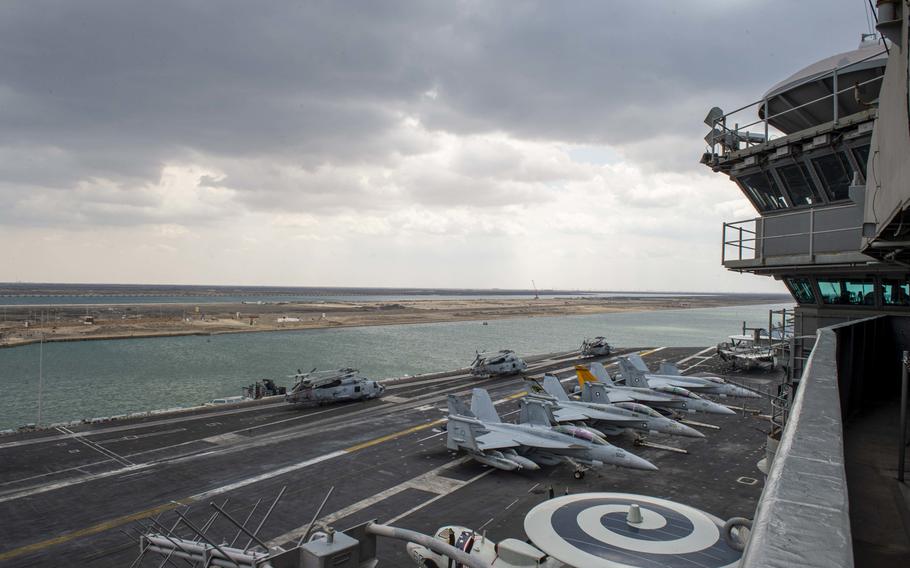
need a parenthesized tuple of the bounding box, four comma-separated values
(573, 470, 585, 480)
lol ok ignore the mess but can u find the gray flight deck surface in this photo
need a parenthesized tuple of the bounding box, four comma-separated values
(0, 347, 775, 567)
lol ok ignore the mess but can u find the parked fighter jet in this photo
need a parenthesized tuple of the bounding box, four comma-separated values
(620, 355, 759, 398)
(469, 350, 527, 377)
(285, 368, 385, 405)
(534, 375, 703, 438)
(580, 336, 612, 358)
(446, 388, 657, 476)
(629, 353, 730, 383)
(578, 363, 735, 415)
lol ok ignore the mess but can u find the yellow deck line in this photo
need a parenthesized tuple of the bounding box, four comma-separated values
(0, 500, 191, 562)
(0, 351, 676, 562)
(0, 418, 448, 562)
(343, 418, 446, 452)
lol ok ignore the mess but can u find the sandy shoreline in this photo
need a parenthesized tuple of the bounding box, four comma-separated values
(0, 295, 789, 348)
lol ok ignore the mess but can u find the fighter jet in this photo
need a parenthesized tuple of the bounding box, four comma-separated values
(469, 350, 527, 377)
(580, 336, 612, 358)
(620, 354, 759, 398)
(285, 368, 384, 405)
(576, 363, 735, 415)
(446, 388, 657, 476)
(532, 374, 703, 438)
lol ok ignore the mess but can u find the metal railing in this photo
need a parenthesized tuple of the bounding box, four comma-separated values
(741, 328, 852, 568)
(722, 219, 757, 262)
(722, 204, 863, 265)
(706, 47, 887, 158)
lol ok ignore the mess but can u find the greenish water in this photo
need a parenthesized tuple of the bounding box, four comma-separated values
(0, 303, 790, 430)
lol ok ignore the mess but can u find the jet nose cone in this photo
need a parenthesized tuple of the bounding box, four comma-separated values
(636, 456, 659, 471)
(716, 404, 736, 415)
(678, 423, 705, 438)
(624, 452, 658, 471)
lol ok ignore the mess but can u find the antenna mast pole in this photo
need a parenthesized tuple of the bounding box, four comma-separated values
(37, 334, 44, 427)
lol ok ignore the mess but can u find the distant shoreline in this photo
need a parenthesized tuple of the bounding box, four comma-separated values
(0, 295, 791, 349)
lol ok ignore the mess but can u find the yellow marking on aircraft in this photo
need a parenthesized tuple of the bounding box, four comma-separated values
(574, 347, 666, 386)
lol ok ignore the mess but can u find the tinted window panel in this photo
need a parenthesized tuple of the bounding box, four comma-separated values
(777, 163, 821, 206)
(787, 277, 816, 304)
(882, 279, 910, 306)
(817, 278, 874, 305)
(852, 144, 870, 178)
(812, 152, 854, 201)
(739, 172, 788, 211)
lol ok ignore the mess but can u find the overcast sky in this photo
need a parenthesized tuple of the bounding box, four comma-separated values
(0, 1, 871, 292)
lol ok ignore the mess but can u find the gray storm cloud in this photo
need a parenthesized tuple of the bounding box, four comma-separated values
(0, 0, 867, 290)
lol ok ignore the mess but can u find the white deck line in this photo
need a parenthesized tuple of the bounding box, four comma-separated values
(0, 346, 683, 505)
(676, 346, 716, 366)
(265, 457, 492, 547)
(383, 470, 493, 525)
(191, 450, 348, 502)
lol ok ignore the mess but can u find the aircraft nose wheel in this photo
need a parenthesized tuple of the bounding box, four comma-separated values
(573, 470, 585, 480)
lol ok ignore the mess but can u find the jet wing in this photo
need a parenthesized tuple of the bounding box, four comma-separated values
(598, 390, 636, 403)
(620, 390, 675, 403)
(477, 427, 585, 450)
(551, 406, 592, 422)
(473, 431, 522, 450)
(649, 376, 712, 390)
(579, 407, 650, 424)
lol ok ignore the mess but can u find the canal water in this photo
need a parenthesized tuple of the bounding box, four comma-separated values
(0, 303, 790, 430)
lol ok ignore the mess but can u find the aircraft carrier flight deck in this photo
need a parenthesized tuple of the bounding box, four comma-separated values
(0, 347, 776, 567)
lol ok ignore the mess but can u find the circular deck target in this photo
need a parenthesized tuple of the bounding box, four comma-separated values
(524, 493, 742, 568)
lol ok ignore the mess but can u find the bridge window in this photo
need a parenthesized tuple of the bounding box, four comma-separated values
(882, 279, 910, 306)
(812, 152, 854, 201)
(777, 163, 822, 206)
(786, 277, 816, 304)
(817, 278, 874, 305)
(739, 172, 788, 211)
(852, 144, 870, 179)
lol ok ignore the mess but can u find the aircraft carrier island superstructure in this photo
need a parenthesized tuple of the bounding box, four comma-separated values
(702, 3, 910, 566)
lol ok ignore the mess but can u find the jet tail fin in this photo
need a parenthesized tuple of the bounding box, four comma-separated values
(446, 416, 482, 451)
(584, 382, 613, 403)
(541, 375, 570, 401)
(519, 398, 555, 426)
(575, 365, 600, 388)
(627, 353, 650, 372)
(447, 394, 475, 418)
(620, 358, 650, 388)
(659, 361, 681, 375)
(589, 362, 614, 384)
(470, 388, 501, 423)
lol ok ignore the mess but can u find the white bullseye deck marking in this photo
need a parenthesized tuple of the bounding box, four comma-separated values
(577, 504, 717, 554)
(525, 493, 739, 568)
(578, 504, 667, 530)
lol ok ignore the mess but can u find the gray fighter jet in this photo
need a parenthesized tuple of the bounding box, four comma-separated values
(285, 368, 384, 405)
(533, 374, 703, 438)
(469, 350, 527, 377)
(579, 363, 735, 415)
(445, 388, 657, 475)
(621, 355, 759, 398)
